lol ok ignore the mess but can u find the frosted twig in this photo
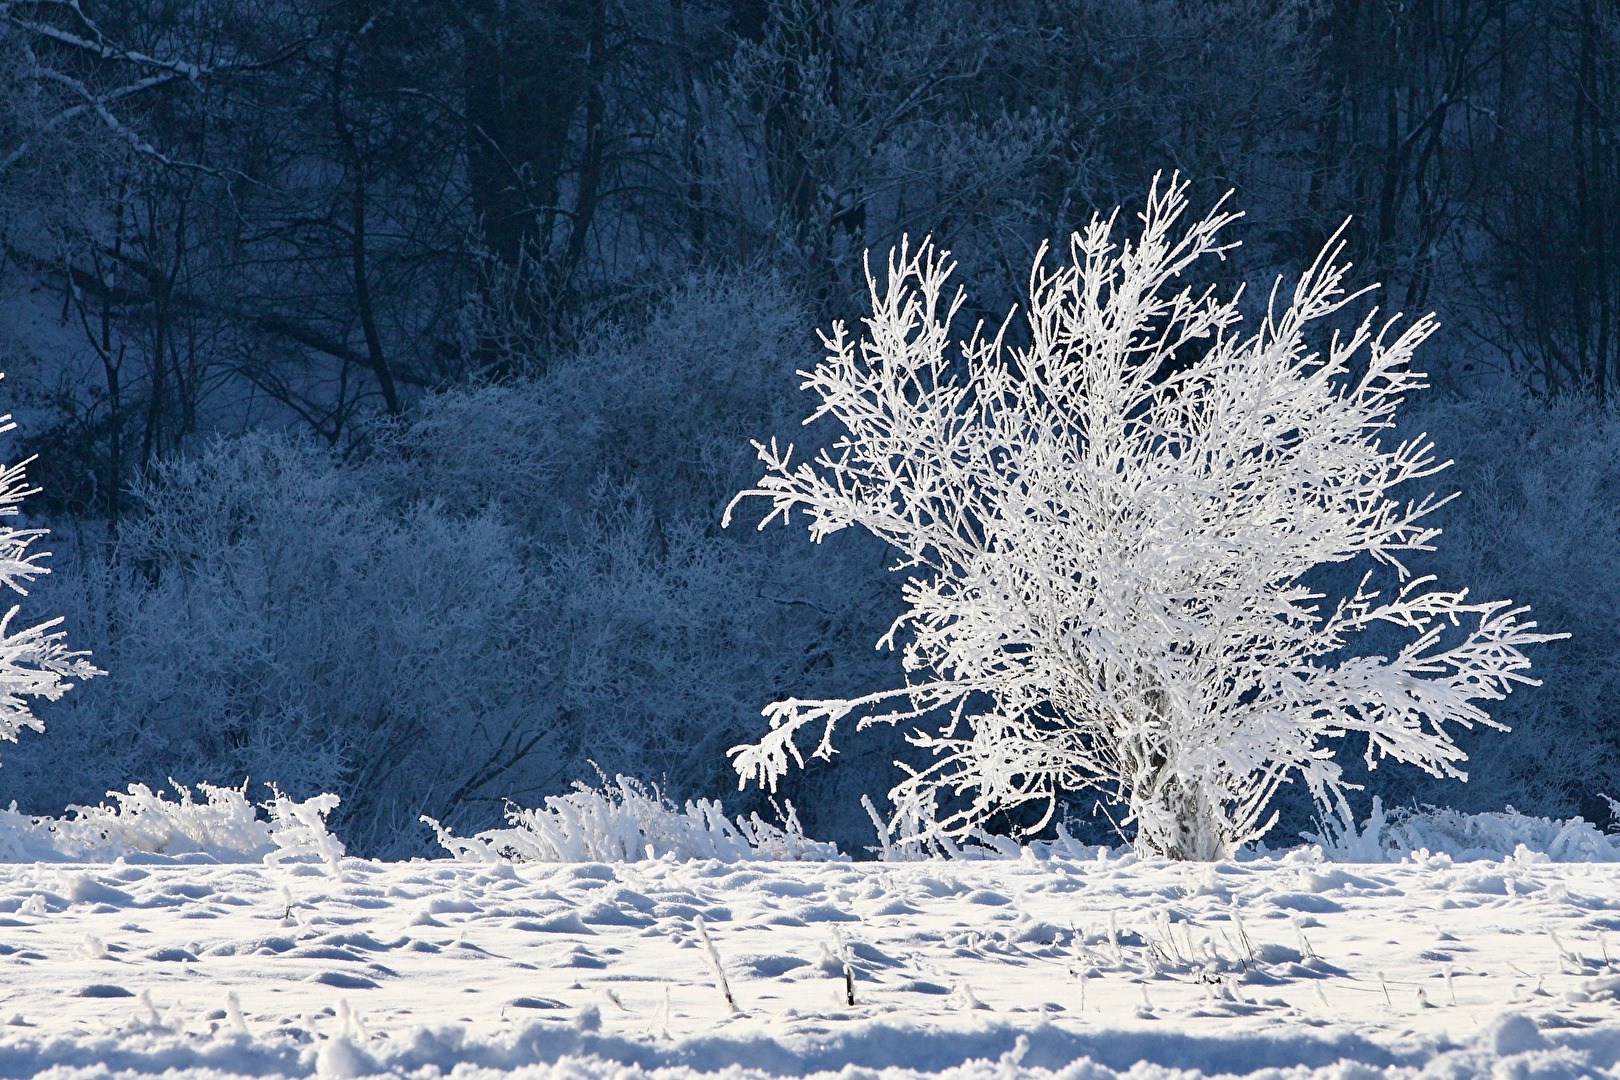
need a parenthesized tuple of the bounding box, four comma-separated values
(693, 916, 739, 1013)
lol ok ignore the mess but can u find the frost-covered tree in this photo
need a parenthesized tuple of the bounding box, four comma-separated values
(726, 177, 1561, 860)
(0, 385, 101, 749)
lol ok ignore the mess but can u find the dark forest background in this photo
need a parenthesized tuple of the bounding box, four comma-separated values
(0, 0, 1616, 855)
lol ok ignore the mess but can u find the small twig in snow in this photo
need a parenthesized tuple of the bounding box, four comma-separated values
(1291, 915, 1316, 961)
(226, 992, 251, 1037)
(831, 928, 857, 1006)
(694, 916, 739, 1013)
(649, 987, 673, 1039)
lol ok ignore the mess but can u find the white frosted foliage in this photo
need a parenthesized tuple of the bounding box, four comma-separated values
(726, 177, 1561, 861)
(0, 381, 101, 748)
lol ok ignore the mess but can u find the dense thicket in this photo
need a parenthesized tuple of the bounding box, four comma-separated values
(0, 0, 1615, 852)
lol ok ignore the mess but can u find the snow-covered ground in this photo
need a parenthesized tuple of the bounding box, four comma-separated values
(0, 848, 1617, 1079)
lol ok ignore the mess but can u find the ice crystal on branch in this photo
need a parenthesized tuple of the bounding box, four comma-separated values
(725, 176, 1561, 861)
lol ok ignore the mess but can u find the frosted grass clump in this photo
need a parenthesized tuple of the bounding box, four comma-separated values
(261, 788, 347, 869)
(0, 782, 344, 863)
(1307, 797, 1620, 863)
(425, 776, 839, 863)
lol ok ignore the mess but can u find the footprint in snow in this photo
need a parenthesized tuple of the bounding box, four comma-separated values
(77, 985, 134, 998)
(793, 904, 859, 923)
(309, 971, 379, 990)
(511, 912, 594, 934)
(739, 954, 809, 978)
(145, 948, 198, 963)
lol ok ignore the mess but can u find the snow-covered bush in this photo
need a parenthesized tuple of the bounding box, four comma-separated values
(364, 272, 902, 831)
(0, 378, 100, 751)
(0, 781, 343, 863)
(1306, 797, 1620, 863)
(13, 434, 552, 856)
(425, 775, 840, 863)
(369, 270, 812, 537)
(728, 177, 1559, 860)
(16, 271, 900, 855)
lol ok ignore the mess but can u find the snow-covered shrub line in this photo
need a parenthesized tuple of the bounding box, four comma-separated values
(1303, 798, 1620, 863)
(874, 801, 1620, 865)
(0, 781, 345, 865)
(425, 776, 841, 863)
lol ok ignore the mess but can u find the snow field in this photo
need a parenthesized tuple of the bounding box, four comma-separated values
(0, 851, 1615, 1078)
